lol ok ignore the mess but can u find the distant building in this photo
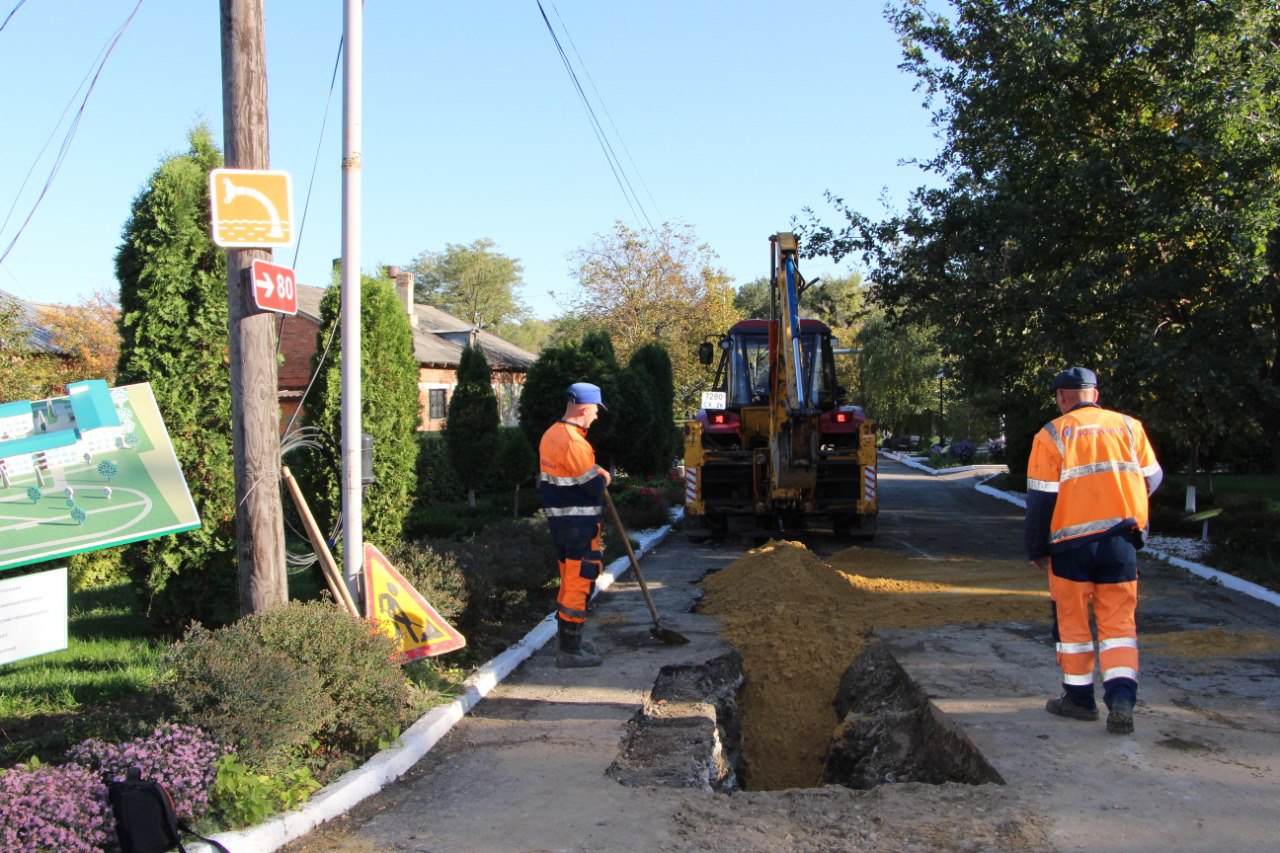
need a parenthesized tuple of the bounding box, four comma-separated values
(279, 269, 537, 431)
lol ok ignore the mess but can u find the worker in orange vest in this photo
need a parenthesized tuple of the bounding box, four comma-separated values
(1025, 367, 1162, 735)
(538, 383, 611, 668)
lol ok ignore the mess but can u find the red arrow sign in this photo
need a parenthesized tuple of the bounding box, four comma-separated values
(249, 259, 298, 315)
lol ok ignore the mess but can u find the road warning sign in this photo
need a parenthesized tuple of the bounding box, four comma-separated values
(363, 544, 465, 661)
(208, 168, 294, 248)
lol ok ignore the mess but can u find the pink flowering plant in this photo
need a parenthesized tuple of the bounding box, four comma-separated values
(67, 723, 225, 822)
(0, 760, 113, 852)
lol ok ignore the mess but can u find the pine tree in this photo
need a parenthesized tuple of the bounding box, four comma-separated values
(444, 345, 501, 508)
(115, 125, 237, 630)
(303, 274, 421, 547)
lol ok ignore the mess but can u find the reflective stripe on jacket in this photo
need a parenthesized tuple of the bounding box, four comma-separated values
(1024, 403, 1160, 559)
(538, 421, 605, 520)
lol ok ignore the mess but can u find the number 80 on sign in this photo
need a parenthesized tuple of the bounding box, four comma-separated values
(249, 259, 299, 315)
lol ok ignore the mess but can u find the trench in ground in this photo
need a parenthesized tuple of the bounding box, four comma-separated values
(607, 641, 1002, 793)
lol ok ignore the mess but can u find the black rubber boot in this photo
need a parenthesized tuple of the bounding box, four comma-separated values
(1107, 698, 1135, 735)
(556, 619, 602, 669)
(1046, 692, 1100, 721)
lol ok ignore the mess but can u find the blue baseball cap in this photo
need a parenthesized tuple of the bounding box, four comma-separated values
(566, 382, 607, 410)
(1051, 367, 1098, 391)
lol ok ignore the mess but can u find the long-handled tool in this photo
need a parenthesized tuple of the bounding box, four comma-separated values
(603, 490, 689, 645)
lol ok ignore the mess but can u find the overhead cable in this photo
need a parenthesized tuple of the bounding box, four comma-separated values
(535, 0, 654, 230)
(0, 0, 145, 268)
(547, 0, 663, 222)
(0, 0, 28, 34)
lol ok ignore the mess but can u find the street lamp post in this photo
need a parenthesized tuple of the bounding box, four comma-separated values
(937, 368, 945, 446)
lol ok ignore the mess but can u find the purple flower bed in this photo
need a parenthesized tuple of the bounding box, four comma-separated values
(0, 762, 112, 853)
(67, 723, 225, 822)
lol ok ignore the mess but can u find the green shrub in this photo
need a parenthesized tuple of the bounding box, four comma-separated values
(209, 753, 320, 829)
(240, 601, 409, 757)
(67, 547, 127, 592)
(611, 490, 671, 531)
(382, 541, 468, 625)
(165, 601, 409, 769)
(445, 345, 502, 507)
(162, 624, 331, 770)
(448, 518, 557, 606)
(414, 432, 465, 506)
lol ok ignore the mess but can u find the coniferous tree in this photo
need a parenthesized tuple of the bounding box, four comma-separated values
(444, 345, 500, 508)
(626, 343, 679, 475)
(115, 125, 237, 629)
(304, 274, 421, 546)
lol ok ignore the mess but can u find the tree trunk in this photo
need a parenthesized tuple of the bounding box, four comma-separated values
(468, 486, 476, 509)
(513, 483, 520, 519)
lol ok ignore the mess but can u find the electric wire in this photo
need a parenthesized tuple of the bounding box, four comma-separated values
(534, 0, 653, 230)
(280, 426, 342, 571)
(0, 0, 28, 34)
(291, 36, 343, 270)
(0, 0, 144, 268)
(546, 0, 663, 222)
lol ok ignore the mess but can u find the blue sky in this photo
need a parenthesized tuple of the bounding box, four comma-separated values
(0, 1, 940, 320)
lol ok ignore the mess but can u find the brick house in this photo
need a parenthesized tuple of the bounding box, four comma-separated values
(279, 269, 537, 430)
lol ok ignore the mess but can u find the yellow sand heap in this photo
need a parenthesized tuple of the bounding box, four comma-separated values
(700, 540, 1049, 791)
(1144, 627, 1280, 660)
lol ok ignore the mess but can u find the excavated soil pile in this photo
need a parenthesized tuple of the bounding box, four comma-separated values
(699, 541, 1048, 791)
(1145, 627, 1280, 660)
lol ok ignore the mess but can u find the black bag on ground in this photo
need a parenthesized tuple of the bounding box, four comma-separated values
(106, 767, 230, 853)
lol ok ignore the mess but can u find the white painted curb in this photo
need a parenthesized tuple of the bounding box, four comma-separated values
(196, 514, 681, 853)
(880, 449, 1007, 477)
(968, 477, 1280, 611)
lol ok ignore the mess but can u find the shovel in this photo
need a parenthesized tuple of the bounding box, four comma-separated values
(602, 490, 690, 645)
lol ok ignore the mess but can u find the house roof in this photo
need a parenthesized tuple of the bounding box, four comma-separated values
(0, 288, 60, 354)
(295, 284, 536, 371)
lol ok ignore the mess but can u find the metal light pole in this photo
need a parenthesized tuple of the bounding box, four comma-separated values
(937, 368, 945, 446)
(340, 0, 363, 603)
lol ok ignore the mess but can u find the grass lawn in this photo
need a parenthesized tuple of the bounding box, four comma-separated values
(0, 578, 166, 767)
(1163, 473, 1280, 502)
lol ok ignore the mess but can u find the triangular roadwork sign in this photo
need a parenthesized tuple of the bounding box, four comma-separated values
(363, 544, 465, 661)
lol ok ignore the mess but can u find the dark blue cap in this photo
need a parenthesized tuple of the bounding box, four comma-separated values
(566, 382, 607, 410)
(1051, 367, 1097, 391)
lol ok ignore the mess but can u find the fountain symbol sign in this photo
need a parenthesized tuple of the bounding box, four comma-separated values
(208, 168, 294, 248)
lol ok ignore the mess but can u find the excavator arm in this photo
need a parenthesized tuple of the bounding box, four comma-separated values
(768, 232, 819, 496)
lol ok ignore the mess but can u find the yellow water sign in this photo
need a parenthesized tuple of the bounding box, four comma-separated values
(208, 168, 294, 248)
(363, 544, 465, 662)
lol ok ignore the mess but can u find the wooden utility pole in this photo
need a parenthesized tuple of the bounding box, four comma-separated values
(220, 0, 287, 613)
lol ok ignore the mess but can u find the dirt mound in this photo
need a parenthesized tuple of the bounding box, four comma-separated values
(700, 541, 1048, 790)
(1145, 627, 1280, 659)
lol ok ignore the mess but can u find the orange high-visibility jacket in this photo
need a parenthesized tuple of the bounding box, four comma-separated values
(538, 421, 606, 521)
(1026, 403, 1161, 556)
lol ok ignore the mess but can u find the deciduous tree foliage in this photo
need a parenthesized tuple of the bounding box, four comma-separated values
(566, 222, 738, 415)
(803, 0, 1280, 475)
(115, 125, 237, 629)
(304, 274, 421, 546)
(854, 307, 943, 436)
(38, 291, 121, 388)
(0, 293, 60, 401)
(444, 345, 501, 508)
(409, 238, 528, 330)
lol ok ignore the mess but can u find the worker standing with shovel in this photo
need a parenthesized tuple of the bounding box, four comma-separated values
(539, 383, 611, 668)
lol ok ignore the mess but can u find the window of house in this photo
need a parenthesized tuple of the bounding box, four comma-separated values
(428, 388, 447, 420)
